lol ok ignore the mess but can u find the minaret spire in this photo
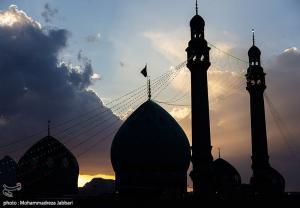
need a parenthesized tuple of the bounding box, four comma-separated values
(196, 0, 198, 15)
(48, 120, 51, 136)
(252, 29, 255, 46)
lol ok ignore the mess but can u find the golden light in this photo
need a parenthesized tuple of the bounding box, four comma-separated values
(0, 5, 41, 29)
(0, 12, 18, 26)
(78, 174, 115, 187)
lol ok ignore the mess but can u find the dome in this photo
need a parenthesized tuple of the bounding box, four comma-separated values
(248, 45, 261, 57)
(111, 100, 191, 172)
(213, 158, 241, 188)
(111, 100, 191, 194)
(0, 156, 17, 187)
(17, 135, 79, 196)
(190, 14, 205, 29)
(250, 166, 285, 195)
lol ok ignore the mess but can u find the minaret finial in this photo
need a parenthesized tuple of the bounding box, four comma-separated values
(218, 147, 221, 158)
(196, 0, 198, 15)
(252, 29, 255, 46)
(48, 120, 51, 136)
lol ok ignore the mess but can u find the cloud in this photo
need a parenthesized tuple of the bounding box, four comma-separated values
(0, 5, 120, 176)
(143, 29, 246, 74)
(169, 68, 243, 107)
(210, 41, 235, 58)
(119, 61, 125, 67)
(41, 3, 58, 23)
(266, 47, 300, 143)
(260, 48, 300, 191)
(74, 50, 101, 81)
(283, 47, 297, 53)
(143, 30, 187, 63)
(0, 5, 41, 28)
(170, 107, 190, 120)
(85, 33, 101, 43)
(91, 73, 101, 80)
(170, 69, 190, 93)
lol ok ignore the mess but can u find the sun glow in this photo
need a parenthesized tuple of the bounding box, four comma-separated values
(0, 12, 18, 26)
(0, 5, 41, 28)
(78, 174, 115, 187)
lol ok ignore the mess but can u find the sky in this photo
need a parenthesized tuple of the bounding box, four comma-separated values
(0, 0, 299, 191)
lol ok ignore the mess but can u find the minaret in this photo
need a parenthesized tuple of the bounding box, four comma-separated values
(186, 1, 214, 196)
(246, 30, 285, 195)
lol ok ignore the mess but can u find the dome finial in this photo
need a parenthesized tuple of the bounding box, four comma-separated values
(196, 0, 198, 15)
(218, 147, 221, 158)
(252, 29, 255, 46)
(48, 120, 51, 136)
(147, 77, 151, 100)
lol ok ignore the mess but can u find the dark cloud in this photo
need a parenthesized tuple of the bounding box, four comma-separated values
(265, 48, 300, 192)
(119, 61, 125, 67)
(85, 33, 101, 43)
(0, 6, 119, 176)
(266, 47, 300, 132)
(41, 3, 58, 23)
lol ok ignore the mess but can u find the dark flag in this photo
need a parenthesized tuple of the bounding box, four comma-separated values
(140, 65, 147, 77)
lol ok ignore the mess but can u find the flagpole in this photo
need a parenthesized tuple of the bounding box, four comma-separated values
(147, 75, 151, 100)
(140, 63, 151, 100)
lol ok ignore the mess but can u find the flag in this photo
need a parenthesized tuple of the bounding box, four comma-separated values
(140, 65, 147, 77)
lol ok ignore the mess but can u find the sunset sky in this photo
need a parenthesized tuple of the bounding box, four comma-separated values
(0, 0, 299, 190)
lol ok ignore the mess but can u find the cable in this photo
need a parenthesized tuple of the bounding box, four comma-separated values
(168, 92, 190, 103)
(2, 59, 180, 153)
(155, 100, 191, 107)
(153, 65, 185, 99)
(76, 99, 146, 158)
(208, 42, 249, 64)
(0, 62, 179, 150)
(64, 91, 147, 148)
(265, 93, 300, 163)
(1, 86, 146, 154)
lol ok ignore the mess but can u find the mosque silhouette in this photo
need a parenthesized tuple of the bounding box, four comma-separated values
(1, 1, 293, 202)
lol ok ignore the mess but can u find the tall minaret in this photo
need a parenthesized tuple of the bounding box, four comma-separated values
(246, 30, 285, 195)
(186, 1, 214, 196)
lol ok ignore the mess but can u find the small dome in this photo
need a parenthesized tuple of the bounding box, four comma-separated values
(248, 45, 261, 57)
(213, 158, 241, 186)
(250, 166, 285, 194)
(0, 156, 17, 187)
(190, 14, 205, 29)
(111, 100, 191, 172)
(17, 136, 79, 196)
